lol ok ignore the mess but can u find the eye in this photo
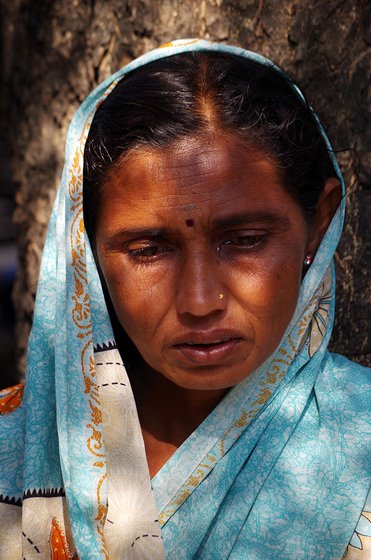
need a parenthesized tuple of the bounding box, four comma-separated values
(129, 247, 158, 258)
(219, 232, 268, 251)
(127, 241, 173, 261)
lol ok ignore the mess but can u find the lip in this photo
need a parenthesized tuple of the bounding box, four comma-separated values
(170, 329, 246, 366)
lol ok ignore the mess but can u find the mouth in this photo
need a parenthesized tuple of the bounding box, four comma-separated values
(171, 331, 245, 366)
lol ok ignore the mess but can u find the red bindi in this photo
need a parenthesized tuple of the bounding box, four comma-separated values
(185, 219, 194, 227)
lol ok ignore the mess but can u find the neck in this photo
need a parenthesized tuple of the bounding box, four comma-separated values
(129, 362, 229, 477)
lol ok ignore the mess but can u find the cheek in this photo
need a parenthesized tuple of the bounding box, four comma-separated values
(100, 258, 170, 339)
(269, 268, 301, 325)
(233, 252, 303, 334)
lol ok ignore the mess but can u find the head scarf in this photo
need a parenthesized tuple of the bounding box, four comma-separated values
(0, 39, 369, 560)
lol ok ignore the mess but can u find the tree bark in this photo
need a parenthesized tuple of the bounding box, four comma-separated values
(1, 0, 370, 380)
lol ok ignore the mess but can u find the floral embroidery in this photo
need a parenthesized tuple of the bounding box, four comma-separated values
(308, 271, 331, 357)
(344, 510, 371, 559)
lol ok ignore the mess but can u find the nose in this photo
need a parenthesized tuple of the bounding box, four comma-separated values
(176, 248, 227, 318)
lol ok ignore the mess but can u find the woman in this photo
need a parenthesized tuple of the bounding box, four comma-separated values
(0, 39, 369, 559)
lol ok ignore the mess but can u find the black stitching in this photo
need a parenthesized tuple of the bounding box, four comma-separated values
(96, 361, 125, 367)
(131, 533, 162, 547)
(99, 382, 126, 388)
(22, 531, 41, 554)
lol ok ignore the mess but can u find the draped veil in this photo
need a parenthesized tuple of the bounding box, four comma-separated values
(0, 39, 369, 560)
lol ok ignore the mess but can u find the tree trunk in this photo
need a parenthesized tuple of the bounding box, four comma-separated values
(1, 0, 370, 383)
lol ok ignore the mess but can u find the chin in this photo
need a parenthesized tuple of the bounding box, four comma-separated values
(161, 364, 252, 392)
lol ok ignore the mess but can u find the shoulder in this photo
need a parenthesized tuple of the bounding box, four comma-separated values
(344, 487, 371, 560)
(319, 352, 370, 412)
(318, 354, 370, 558)
(327, 352, 370, 379)
(314, 352, 370, 467)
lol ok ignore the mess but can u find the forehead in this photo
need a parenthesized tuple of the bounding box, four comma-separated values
(98, 134, 299, 223)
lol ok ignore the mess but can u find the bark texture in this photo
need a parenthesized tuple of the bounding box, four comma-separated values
(1, 0, 370, 379)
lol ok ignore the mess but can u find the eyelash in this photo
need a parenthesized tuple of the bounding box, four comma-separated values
(128, 246, 172, 259)
(219, 234, 267, 250)
(127, 233, 268, 262)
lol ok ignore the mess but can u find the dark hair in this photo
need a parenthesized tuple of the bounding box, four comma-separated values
(83, 51, 337, 247)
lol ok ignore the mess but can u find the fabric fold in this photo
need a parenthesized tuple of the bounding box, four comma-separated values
(0, 38, 369, 560)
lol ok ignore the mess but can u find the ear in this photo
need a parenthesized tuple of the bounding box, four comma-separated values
(306, 177, 342, 256)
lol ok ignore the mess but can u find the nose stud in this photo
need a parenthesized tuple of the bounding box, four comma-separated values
(219, 293, 224, 300)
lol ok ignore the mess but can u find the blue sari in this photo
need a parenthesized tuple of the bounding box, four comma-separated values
(0, 39, 369, 559)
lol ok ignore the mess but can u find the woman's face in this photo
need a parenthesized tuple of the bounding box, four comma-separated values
(96, 134, 315, 390)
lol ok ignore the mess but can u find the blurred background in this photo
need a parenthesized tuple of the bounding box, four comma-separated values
(0, 0, 370, 389)
(0, 135, 17, 388)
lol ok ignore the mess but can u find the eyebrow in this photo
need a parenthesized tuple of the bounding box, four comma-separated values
(213, 212, 291, 229)
(104, 228, 172, 249)
(103, 212, 291, 249)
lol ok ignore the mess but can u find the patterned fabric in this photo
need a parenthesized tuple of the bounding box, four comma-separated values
(0, 39, 369, 559)
(343, 489, 371, 559)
